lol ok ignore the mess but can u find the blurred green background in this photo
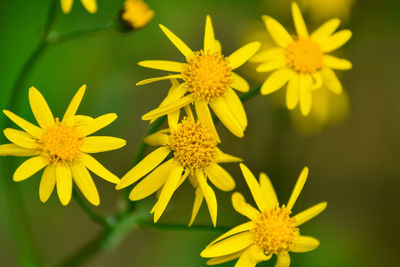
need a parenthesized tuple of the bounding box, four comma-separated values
(0, 0, 399, 266)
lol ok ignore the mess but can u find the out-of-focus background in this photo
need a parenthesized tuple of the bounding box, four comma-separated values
(0, 0, 399, 266)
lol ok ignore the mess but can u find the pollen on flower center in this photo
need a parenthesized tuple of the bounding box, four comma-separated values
(168, 118, 217, 169)
(38, 119, 82, 163)
(252, 204, 298, 255)
(286, 38, 323, 73)
(183, 50, 232, 101)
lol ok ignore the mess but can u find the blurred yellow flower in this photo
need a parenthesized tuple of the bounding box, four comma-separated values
(116, 110, 241, 226)
(300, 0, 355, 21)
(0, 86, 125, 206)
(121, 0, 154, 30)
(60, 0, 97, 14)
(137, 15, 260, 139)
(201, 164, 326, 266)
(253, 2, 352, 116)
(290, 86, 350, 136)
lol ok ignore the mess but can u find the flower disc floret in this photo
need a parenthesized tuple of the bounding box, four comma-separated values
(38, 119, 82, 163)
(168, 118, 217, 169)
(253, 204, 298, 255)
(183, 50, 232, 101)
(286, 37, 323, 73)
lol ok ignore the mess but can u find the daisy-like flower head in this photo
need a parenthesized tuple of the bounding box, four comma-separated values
(116, 106, 242, 226)
(61, 0, 97, 14)
(201, 164, 327, 267)
(252, 2, 352, 116)
(0, 85, 126, 206)
(120, 0, 154, 30)
(137, 15, 261, 140)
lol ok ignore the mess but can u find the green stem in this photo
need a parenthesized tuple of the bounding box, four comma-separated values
(72, 189, 110, 228)
(137, 221, 230, 232)
(47, 23, 114, 45)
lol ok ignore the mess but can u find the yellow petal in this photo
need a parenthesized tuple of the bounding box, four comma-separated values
(294, 202, 327, 226)
(154, 161, 184, 222)
(200, 231, 253, 258)
(138, 60, 186, 72)
(205, 164, 235, 192)
(204, 15, 216, 52)
(262, 15, 293, 48)
(39, 164, 56, 203)
(299, 74, 313, 116)
(239, 164, 267, 211)
(159, 24, 194, 58)
(168, 110, 179, 130)
(206, 250, 245, 265)
(321, 68, 342, 94)
(291, 236, 320, 253)
(76, 113, 117, 137)
(207, 221, 254, 247)
(224, 88, 247, 129)
(80, 0, 97, 13)
(323, 55, 352, 70)
(80, 136, 126, 153)
(287, 166, 309, 210)
(56, 164, 73, 206)
(62, 84, 86, 126)
(256, 58, 286, 72)
(0, 144, 37, 157)
(291, 2, 308, 37)
(196, 169, 218, 227)
(61, 0, 73, 13)
(311, 19, 341, 44)
(228, 42, 261, 70)
(141, 95, 193, 121)
(136, 74, 182, 86)
(320, 30, 352, 52)
(195, 101, 220, 142)
(13, 156, 48, 182)
(3, 128, 37, 149)
(260, 68, 292, 95)
(259, 172, 278, 208)
(74, 115, 94, 126)
(311, 71, 323, 90)
(3, 110, 42, 138)
(117, 146, 171, 189)
(210, 97, 244, 138)
(80, 153, 120, 184)
(144, 130, 169, 146)
(250, 48, 285, 63)
(235, 245, 271, 267)
(70, 162, 100, 206)
(231, 73, 250, 93)
(286, 74, 300, 110)
(29, 87, 54, 129)
(214, 148, 242, 163)
(213, 39, 222, 53)
(275, 254, 290, 267)
(231, 192, 260, 220)
(129, 159, 173, 201)
(189, 186, 204, 226)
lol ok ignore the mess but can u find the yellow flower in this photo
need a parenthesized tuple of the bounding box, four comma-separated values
(121, 0, 154, 30)
(253, 2, 352, 116)
(201, 164, 327, 266)
(0, 85, 125, 206)
(116, 109, 241, 226)
(137, 15, 261, 140)
(60, 0, 97, 14)
(290, 86, 350, 136)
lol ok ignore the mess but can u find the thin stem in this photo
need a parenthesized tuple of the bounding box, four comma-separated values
(47, 23, 114, 45)
(72, 189, 110, 228)
(138, 221, 231, 232)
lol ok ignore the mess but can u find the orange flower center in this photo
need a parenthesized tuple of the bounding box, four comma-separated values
(286, 38, 323, 73)
(168, 119, 217, 169)
(183, 50, 232, 101)
(38, 119, 82, 163)
(252, 204, 298, 255)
